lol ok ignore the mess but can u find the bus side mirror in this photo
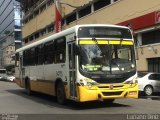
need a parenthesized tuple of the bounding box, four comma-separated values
(73, 44, 80, 55)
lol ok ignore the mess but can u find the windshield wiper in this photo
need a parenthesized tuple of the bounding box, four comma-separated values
(91, 37, 103, 54)
(91, 37, 112, 73)
(120, 35, 124, 46)
(92, 37, 98, 44)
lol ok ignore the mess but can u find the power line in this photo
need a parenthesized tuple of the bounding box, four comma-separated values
(0, 0, 13, 16)
(0, 0, 5, 8)
(0, 8, 14, 26)
(0, 20, 14, 36)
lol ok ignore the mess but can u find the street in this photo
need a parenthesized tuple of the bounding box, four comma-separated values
(0, 81, 160, 120)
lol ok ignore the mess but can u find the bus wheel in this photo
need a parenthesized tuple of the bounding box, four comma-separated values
(25, 78, 32, 95)
(56, 82, 66, 104)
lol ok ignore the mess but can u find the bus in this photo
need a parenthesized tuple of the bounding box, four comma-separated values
(15, 24, 138, 104)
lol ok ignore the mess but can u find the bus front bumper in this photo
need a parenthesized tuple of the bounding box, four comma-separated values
(78, 84, 138, 102)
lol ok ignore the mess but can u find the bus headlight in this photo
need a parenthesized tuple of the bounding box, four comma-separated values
(79, 78, 97, 89)
(129, 79, 138, 87)
(87, 82, 93, 89)
(124, 79, 138, 87)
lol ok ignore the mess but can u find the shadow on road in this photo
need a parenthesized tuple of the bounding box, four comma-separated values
(7, 89, 130, 110)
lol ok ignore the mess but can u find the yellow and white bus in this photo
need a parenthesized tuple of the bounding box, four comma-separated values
(15, 24, 138, 104)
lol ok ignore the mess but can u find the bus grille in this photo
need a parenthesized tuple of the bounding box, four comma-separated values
(98, 85, 124, 89)
(102, 91, 123, 96)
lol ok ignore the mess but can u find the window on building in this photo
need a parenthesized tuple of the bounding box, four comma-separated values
(35, 32, 40, 39)
(15, 42, 22, 49)
(47, 0, 54, 6)
(24, 38, 28, 43)
(148, 57, 160, 73)
(47, 24, 54, 33)
(142, 29, 160, 45)
(41, 28, 46, 36)
(15, 25, 21, 29)
(94, 0, 111, 11)
(78, 5, 91, 18)
(62, 19, 65, 26)
(34, 10, 39, 16)
(40, 4, 46, 13)
(24, 18, 28, 24)
(29, 35, 34, 41)
(29, 14, 33, 21)
(15, 20, 21, 29)
(66, 13, 76, 25)
(15, 31, 22, 40)
(24, 23, 55, 44)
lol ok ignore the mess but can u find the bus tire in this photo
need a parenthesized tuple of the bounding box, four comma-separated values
(25, 78, 32, 95)
(56, 82, 66, 104)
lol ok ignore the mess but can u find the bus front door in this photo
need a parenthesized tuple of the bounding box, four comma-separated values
(67, 42, 77, 99)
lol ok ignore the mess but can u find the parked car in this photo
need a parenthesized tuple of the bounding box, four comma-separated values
(137, 72, 160, 96)
(7, 76, 15, 82)
(0, 69, 7, 80)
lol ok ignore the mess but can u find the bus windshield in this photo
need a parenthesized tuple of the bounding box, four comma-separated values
(79, 43, 136, 75)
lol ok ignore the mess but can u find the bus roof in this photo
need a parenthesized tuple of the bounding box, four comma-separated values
(16, 24, 130, 53)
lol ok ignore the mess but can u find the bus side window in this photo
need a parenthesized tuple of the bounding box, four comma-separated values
(44, 41, 54, 64)
(37, 44, 44, 65)
(35, 47, 38, 65)
(54, 37, 66, 63)
(24, 48, 36, 66)
(24, 50, 31, 66)
(30, 47, 36, 65)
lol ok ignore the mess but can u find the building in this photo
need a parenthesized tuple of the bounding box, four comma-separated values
(0, 0, 22, 71)
(21, 0, 160, 72)
(2, 36, 15, 71)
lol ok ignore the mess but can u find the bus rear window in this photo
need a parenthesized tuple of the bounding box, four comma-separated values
(78, 27, 132, 39)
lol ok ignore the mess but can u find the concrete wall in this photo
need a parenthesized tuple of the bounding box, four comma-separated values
(64, 0, 160, 28)
(136, 44, 160, 71)
(22, 0, 89, 38)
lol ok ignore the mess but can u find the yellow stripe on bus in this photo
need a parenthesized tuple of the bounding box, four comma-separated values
(79, 40, 133, 45)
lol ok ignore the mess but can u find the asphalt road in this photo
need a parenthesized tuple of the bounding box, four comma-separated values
(0, 81, 160, 120)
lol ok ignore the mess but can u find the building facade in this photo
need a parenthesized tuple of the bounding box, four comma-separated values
(21, 0, 160, 72)
(0, 0, 22, 71)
